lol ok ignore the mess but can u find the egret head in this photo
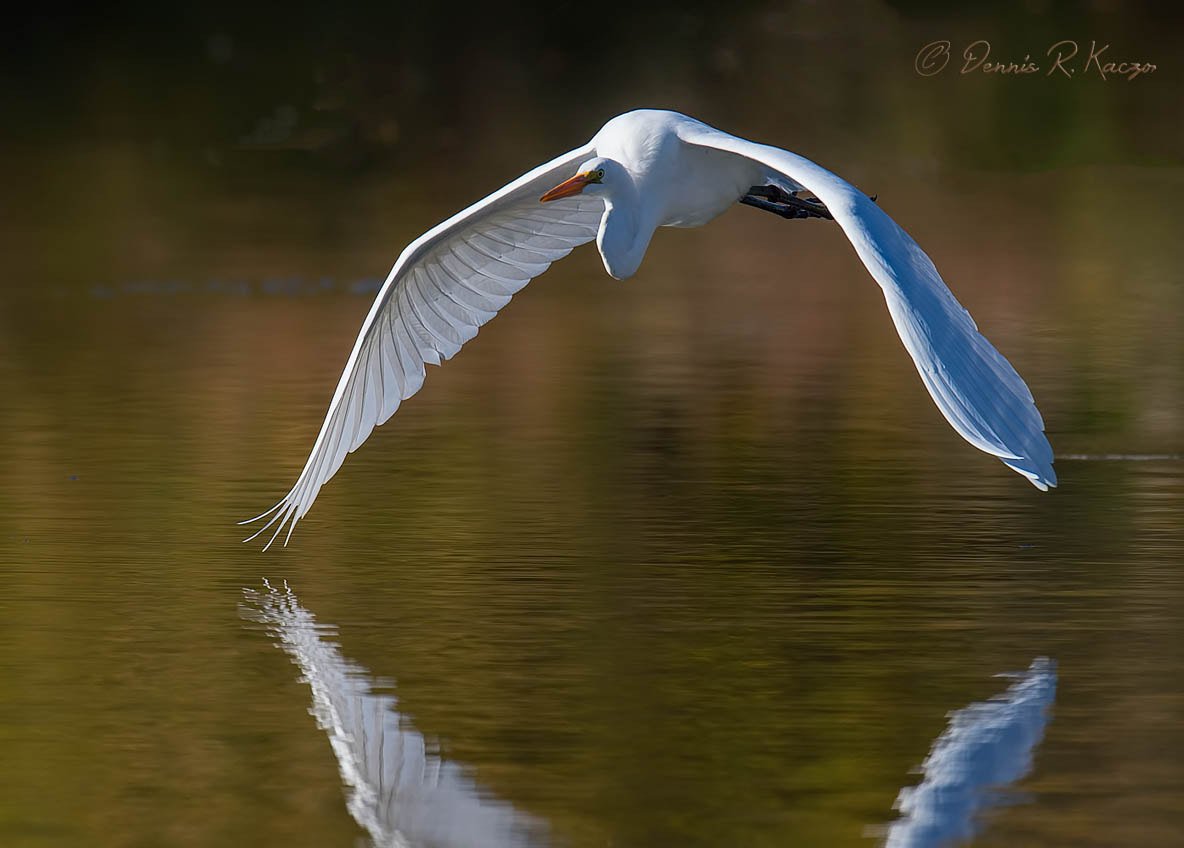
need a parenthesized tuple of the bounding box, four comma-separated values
(540, 158, 612, 202)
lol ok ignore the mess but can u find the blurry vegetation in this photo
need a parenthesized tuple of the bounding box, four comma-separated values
(2, 0, 1180, 174)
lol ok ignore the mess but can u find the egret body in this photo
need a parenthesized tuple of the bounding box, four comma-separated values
(244, 109, 1056, 549)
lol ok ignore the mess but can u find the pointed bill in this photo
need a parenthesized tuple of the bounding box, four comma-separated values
(540, 172, 594, 202)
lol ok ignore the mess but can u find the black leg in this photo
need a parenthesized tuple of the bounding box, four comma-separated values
(745, 184, 795, 203)
(740, 184, 834, 221)
(739, 195, 819, 220)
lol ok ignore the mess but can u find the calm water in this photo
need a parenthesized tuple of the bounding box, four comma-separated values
(3, 6, 1183, 846)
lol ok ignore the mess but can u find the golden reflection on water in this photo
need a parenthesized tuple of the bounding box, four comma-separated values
(242, 580, 548, 848)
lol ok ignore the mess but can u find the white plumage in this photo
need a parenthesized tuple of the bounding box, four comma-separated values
(244, 109, 1055, 549)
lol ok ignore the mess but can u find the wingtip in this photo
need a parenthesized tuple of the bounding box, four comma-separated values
(238, 499, 285, 526)
(1007, 460, 1057, 492)
(238, 497, 301, 550)
(1038, 460, 1058, 491)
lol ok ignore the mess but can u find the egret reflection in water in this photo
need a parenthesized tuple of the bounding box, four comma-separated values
(884, 657, 1057, 848)
(241, 580, 548, 848)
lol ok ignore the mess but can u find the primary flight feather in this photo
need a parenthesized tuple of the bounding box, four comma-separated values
(243, 109, 1055, 549)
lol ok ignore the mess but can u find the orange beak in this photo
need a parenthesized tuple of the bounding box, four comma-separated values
(540, 172, 593, 202)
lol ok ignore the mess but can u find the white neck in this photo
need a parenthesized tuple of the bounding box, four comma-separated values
(595, 175, 652, 280)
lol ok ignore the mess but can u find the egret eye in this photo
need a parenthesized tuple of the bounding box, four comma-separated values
(596, 168, 605, 179)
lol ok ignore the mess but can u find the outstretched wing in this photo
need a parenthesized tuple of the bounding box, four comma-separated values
(244, 144, 603, 549)
(677, 120, 1056, 490)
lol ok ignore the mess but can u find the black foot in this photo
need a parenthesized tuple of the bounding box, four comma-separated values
(740, 184, 833, 221)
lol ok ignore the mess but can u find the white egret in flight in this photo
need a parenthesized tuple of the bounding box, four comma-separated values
(244, 109, 1055, 549)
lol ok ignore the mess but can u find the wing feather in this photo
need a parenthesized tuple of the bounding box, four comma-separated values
(405, 271, 464, 358)
(677, 121, 1056, 490)
(418, 267, 483, 341)
(243, 144, 602, 548)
